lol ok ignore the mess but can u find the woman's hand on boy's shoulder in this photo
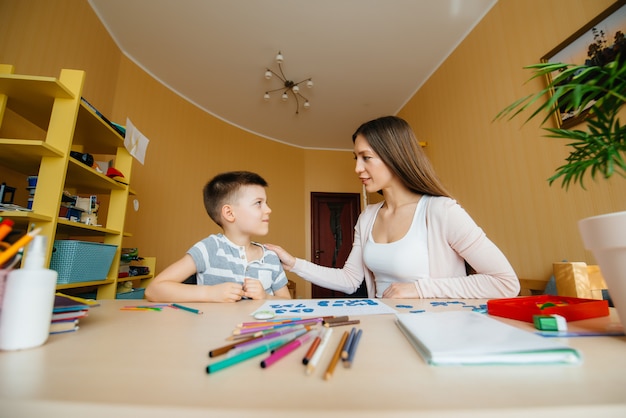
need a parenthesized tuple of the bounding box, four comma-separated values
(264, 244, 296, 271)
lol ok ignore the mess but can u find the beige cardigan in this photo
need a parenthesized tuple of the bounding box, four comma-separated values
(292, 196, 520, 299)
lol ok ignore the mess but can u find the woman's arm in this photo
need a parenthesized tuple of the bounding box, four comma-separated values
(265, 239, 367, 296)
(417, 198, 520, 299)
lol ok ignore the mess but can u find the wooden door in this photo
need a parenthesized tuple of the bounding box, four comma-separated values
(311, 192, 367, 298)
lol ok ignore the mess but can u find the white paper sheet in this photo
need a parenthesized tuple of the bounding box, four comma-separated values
(251, 299, 397, 317)
(124, 118, 149, 165)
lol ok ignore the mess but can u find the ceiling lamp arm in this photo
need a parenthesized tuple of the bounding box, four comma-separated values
(263, 51, 313, 114)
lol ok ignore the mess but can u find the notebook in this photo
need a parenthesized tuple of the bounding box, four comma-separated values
(396, 311, 581, 366)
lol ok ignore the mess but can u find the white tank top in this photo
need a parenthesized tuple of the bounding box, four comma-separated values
(363, 196, 429, 297)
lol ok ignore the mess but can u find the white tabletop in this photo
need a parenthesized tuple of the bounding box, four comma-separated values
(1, 298, 625, 418)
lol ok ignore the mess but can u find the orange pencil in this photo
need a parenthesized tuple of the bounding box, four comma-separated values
(324, 330, 349, 381)
(0, 227, 41, 266)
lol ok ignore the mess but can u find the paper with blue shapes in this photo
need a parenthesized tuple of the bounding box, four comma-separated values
(251, 299, 397, 317)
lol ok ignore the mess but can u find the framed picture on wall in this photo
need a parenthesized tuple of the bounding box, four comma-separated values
(541, 0, 626, 128)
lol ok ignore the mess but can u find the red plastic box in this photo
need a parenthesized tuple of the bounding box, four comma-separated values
(487, 295, 609, 323)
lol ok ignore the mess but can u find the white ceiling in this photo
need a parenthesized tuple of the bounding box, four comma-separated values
(88, 0, 497, 151)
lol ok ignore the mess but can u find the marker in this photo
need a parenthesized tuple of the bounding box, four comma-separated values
(227, 328, 307, 358)
(302, 331, 322, 365)
(306, 327, 333, 376)
(233, 318, 321, 335)
(206, 338, 286, 374)
(170, 303, 203, 315)
(260, 330, 314, 368)
(239, 317, 303, 327)
(208, 335, 261, 358)
(229, 325, 309, 354)
(0, 227, 41, 267)
(322, 316, 349, 325)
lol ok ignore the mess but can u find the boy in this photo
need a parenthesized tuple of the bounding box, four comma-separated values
(145, 171, 291, 302)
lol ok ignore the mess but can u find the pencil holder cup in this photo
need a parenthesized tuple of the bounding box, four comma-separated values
(0, 268, 57, 351)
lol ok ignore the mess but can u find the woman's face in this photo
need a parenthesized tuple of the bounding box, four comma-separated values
(353, 134, 395, 193)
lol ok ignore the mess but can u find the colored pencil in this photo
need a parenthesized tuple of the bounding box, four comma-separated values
(344, 329, 363, 368)
(170, 303, 203, 315)
(324, 330, 349, 380)
(341, 327, 357, 360)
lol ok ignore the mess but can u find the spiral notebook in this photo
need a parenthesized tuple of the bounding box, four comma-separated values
(396, 311, 581, 366)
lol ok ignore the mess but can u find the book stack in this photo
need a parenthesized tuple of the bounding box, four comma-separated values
(119, 247, 142, 279)
(50, 293, 97, 335)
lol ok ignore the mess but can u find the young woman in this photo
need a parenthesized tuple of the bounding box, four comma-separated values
(266, 116, 519, 299)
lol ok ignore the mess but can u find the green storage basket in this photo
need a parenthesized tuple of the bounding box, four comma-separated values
(116, 288, 146, 299)
(50, 240, 118, 284)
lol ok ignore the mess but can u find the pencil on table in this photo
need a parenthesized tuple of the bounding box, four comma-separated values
(171, 303, 203, 315)
(341, 327, 356, 360)
(344, 329, 363, 368)
(324, 330, 349, 381)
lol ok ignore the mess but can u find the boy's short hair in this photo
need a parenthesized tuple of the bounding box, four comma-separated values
(203, 171, 268, 227)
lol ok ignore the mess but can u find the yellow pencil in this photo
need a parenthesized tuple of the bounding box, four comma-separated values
(0, 227, 41, 267)
(324, 330, 349, 381)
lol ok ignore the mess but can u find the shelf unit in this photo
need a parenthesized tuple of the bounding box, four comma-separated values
(117, 256, 157, 289)
(0, 65, 136, 299)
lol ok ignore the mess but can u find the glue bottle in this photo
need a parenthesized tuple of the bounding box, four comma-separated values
(0, 235, 58, 350)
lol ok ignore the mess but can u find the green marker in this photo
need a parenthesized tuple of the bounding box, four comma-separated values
(206, 338, 285, 374)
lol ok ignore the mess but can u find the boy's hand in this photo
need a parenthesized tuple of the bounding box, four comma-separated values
(243, 278, 266, 300)
(208, 282, 245, 303)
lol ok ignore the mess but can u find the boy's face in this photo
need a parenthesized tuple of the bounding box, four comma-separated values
(229, 185, 272, 236)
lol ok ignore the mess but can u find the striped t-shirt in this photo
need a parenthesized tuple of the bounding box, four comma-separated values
(187, 233, 287, 295)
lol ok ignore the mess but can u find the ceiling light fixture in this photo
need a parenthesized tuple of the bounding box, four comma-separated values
(263, 51, 313, 114)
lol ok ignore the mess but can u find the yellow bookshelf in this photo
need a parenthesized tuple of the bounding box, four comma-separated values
(0, 65, 134, 299)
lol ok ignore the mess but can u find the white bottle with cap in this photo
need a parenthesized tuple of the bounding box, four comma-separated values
(0, 235, 58, 350)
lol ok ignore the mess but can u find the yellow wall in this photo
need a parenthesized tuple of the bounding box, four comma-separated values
(399, 0, 625, 282)
(1, 0, 624, 295)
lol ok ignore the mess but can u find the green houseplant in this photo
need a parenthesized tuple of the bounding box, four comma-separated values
(495, 35, 626, 326)
(495, 54, 625, 189)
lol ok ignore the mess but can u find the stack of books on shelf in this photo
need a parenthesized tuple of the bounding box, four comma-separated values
(51, 293, 98, 335)
(118, 247, 145, 279)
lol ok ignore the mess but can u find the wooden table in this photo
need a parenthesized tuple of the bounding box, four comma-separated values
(1, 298, 625, 417)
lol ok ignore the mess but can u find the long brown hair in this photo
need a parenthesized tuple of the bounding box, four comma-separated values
(352, 116, 451, 198)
